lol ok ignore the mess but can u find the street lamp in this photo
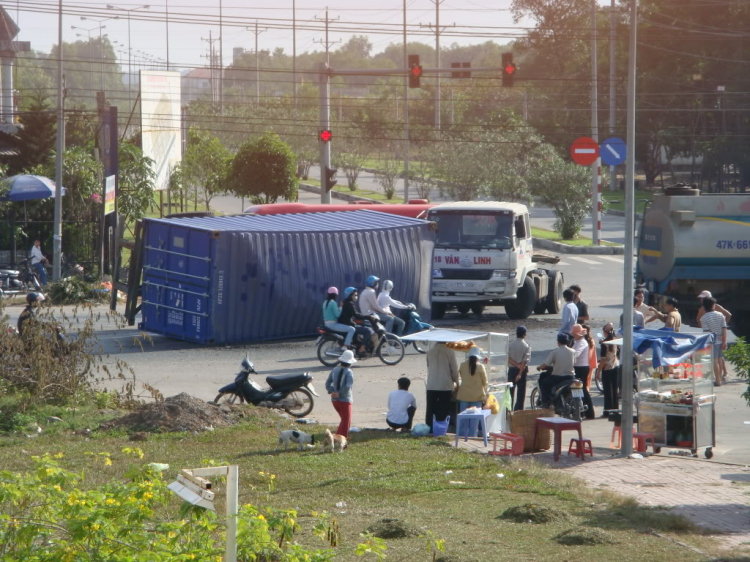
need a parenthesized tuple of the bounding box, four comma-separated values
(71, 24, 106, 93)
(80, 16, 118, 91)
(107, 4, 150, 110)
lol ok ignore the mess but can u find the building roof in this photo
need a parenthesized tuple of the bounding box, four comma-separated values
(429, 201, 529, 214)
(147, 209, 429, 233)
(184, 68, 212, 80)
(0, 7, 20, 41)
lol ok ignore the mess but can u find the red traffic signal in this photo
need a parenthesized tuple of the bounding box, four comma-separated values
(408, 54, 421, 89)
(502, 52, 515, 87)
(319, 129, 332, 143)
(410, 65, 423, 78)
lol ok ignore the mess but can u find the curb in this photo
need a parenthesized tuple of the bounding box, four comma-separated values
(533, 237, 624, 255)
(299, 183, 384, 204)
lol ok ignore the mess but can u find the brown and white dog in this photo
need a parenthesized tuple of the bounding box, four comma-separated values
(323, 428, 347, 453)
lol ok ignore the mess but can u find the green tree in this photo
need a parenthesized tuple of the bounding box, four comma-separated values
(529, 148, 591, 239)
(333, 136, 370, 191)
(374, 158, 401, 200)
(182, 130, 231, 210)
(118, 142, 156, 223)
(11, 94, 56, 174)
(228, 133, 298, 204)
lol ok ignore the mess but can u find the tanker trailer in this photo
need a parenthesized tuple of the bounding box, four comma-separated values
(637, 189, 750, 337)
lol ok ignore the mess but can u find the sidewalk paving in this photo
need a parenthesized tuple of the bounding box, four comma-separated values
(452, 437, 750, 551)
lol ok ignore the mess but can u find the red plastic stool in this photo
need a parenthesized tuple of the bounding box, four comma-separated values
(610, 425, 636, 449)
(568, 438, 594, 460)
(633, 432, 656, 453)
(489, 432, 525, 456)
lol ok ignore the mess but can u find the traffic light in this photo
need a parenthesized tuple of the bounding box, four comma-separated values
(451, 62, 471, 79)
(408, 54, 422, 89)
(324, 166, 338, 191)
(502, 52, 515, 87)
(319, 129, 332, 143)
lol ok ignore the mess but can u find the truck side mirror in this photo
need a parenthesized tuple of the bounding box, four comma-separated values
(514, 217, 526, 239)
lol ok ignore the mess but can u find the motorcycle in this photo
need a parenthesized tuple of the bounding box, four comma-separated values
(315, 315, 405, 367)
(529, 369, 586, 422)
(0, 259, 42, 296)
(394, 305, 432, 354)
(213, 357, 319, 418)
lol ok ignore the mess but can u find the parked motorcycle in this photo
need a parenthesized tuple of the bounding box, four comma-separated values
(0, 259, 42, 296)
(315, 316, 405, 367)
(529, 369, 586, 422)
(394, 305, 432, 354)
(212, 357, 318, 418)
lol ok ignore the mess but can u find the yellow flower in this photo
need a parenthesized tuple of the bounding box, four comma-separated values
(168, 531, 177, 539)
(143, 492, 153, 500)
(53, 485, 62, 492)
(91, 523, 101, 531)
(104, 457, 112, 466)
(105, 498, 117, 505)
(257, 514, 266, 521)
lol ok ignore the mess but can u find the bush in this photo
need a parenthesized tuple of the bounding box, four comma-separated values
(0, 453, 374, 561)
(724, 337, 750, 406)
(46, 277, 108, 305)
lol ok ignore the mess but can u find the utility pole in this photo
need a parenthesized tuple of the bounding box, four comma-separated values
(201, 32, 219, 103)
(219, 0, 223, 112)
(591, 0, 601, 246)
(314, 7, 340, 65)
(402, 0, 410, 202)
(609, 0, 616, 192)
(293, 0, 297, 110)
(621, 0, 638, 459)
(247, 21, 267, 104)
(421, 1, 453, 130)
(319, 62, 331, 204)
(165, 0, 170, 70)
(53, 0, 64, 282)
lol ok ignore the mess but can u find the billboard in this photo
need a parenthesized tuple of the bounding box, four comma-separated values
(140, 70, 182, 191)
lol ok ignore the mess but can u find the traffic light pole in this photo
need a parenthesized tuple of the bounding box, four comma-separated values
(319, 62, 332, 204)
(591, 0, 601, 246)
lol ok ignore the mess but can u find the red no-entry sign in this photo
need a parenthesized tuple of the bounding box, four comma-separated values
(570, 137, 600, 166)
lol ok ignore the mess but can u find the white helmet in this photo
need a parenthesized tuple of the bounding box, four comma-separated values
(383, 280, 394, 292)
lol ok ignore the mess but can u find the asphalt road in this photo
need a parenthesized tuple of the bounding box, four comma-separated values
(3, 251, 747, 465)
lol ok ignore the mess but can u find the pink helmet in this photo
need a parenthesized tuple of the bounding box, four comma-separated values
(327, 287, 339, 295)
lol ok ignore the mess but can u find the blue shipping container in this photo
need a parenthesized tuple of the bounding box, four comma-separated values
(140, 210, 435, 344)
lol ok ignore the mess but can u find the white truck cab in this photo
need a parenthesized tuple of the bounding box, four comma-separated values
(427, 201, 562, 319)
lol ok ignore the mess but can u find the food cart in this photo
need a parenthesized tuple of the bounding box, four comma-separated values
(401, 328, 511, 433)
(616, 329, 716, 458)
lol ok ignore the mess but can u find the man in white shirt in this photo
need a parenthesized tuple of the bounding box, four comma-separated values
(700, 296, 728, 386)
(386, 377, 418, 431)
(537, 333, 576, 407)
(29, 239, 47, 286)
(359, 276, 395, 332)
(376, 280, 407, 336)
(634, 289, 651, 317)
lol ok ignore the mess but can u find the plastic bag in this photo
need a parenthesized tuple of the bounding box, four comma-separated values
(411, 423, 430, 437)
(485, 394, 500, 415)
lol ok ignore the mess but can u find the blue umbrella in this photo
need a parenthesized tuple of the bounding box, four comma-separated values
(1, 174, 67, 201)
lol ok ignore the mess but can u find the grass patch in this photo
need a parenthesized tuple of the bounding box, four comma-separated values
(0, 406, 713, 561)
(500, 503, 566, 524)
(532, 226, 621, 247)
(331, 185, 404, 203)
(555, 527, 619, 546)
(602, 189, 655, 212)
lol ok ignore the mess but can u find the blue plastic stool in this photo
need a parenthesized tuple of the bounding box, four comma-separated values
(454, 409, 491, 447)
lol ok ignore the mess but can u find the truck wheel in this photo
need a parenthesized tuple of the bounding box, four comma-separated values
(456, 304, 471, 316)
(505, 276, 537, 320)
(546, 271, 563, 314)
(431, 303, 447, 320)
(470, 304, 485, 316)
(534, 302, 546, 314)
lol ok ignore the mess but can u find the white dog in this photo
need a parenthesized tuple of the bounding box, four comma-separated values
(277, 421, 315, 451)
(323, 428, 347, 453)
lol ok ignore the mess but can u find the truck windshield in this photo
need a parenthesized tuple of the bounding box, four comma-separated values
(430, 211, 514, 249)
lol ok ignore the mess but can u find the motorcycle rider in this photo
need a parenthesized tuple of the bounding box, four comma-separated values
(17, 292, 45, 336)
(322, 287, 355, 351)
(536, 333, 576, 408)
(338, 287, 377, 356)
(359, 275, 396, 333)
(376, 280, 408, 336)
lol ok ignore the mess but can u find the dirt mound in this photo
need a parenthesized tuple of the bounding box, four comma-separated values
(366, 518, 420, 539)
(102, 393, 244, 433)
(499, 503, 566, 524)
(554, 528, 618, 546)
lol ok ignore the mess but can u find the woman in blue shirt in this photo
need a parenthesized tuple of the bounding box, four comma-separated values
(323, 287, 356, 349)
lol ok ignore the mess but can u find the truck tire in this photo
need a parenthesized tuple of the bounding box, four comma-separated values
(456, 304, 471, 316)
(546, 271, 563, 314)
(505, 276, 537, 320)
(471, 304, 485, 316)
(431, 303, 447, 320)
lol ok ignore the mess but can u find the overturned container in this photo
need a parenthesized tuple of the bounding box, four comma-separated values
(139, 210, 435, 344)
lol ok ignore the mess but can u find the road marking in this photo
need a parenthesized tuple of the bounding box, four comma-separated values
(569, 256, 601, 265)
(556, 261, 570, 266)
(598, 255, 624, 263)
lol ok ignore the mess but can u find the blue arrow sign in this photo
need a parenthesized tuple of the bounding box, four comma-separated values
(600, 137, 627, 166)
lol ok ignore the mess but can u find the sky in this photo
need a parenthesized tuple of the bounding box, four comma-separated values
(9, 0, 541, 72)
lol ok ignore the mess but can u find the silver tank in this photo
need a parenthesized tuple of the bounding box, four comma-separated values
(639, 193, 750, 282)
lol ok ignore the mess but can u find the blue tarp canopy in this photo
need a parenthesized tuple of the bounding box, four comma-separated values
(613, 328, 715, 368)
